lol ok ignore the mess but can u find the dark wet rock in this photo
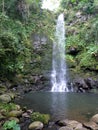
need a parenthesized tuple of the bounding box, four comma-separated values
(20, 116, 31, 130)
(57, 119, 69, 126)
(72, 77, 98, 92)
(0, 113, 6, 121)
(67, 47, 80, 55)
(84, 78, 98, 89)
(73, 78, 89, 92)
(29, 121, 44, 130)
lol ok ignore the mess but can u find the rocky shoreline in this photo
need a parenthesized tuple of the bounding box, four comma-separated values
(1, 72, 98, 95)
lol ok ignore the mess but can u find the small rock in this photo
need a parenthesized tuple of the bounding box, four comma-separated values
(75, 11, 82, 18)
(8, 110, 23, 117)
(22, 112, 30, 118)
(91, 114, 98, 123)
(27, 109, 33, 114)
(59, 126, 73, 130)
(57, 119, 69, 126)
(14, 105, 21, 110)
(9, 117, 19, 123)
(0, 94, 11, 103)
(29, 121, 43, 130)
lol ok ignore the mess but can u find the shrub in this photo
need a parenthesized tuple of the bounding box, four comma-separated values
(3, 120, 20, 130)
(31, 112, 50, 124)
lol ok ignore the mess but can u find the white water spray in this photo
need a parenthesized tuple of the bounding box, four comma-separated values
(51, 14, 68, 92)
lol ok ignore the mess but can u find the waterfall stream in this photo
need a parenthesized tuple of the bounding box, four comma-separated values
(51, 13, 68, 92)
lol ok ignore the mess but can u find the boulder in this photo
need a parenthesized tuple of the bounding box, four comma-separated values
(8, 110, 23, 117)
(73, 78, 89, 92)
(84, 78, 98, 89)
(66, 120, 82, 129)
(83, 121, 98, 130)
(58, 119, 82, 129)
(91, 114, 98, 124)
(0, 94, 11, 103)
(29, 121, 43, 130)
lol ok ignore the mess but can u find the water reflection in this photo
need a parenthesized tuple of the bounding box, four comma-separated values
(50, 92, 68, 120)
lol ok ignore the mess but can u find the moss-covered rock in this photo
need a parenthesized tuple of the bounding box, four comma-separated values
(31, 112, 50, 124)
(0, 94, 11, 103)
(8, 110, 23, 117)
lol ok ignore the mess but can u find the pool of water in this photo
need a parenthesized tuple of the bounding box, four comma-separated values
(16, 92, 98, 122)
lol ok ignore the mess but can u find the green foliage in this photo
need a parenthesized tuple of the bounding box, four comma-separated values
(0, 102, 16, 112)
(3, 120, 20, 130)
(87, 44, 98, 57)
(0, 13, 31, 78)
(0, 0, 42, 21)
(60, 0, 95, 14)
(31, 112, 50, 124)
(79, 52, 98, 70)
(0, 0, 55, 79)
(66, 55, 76, 68)
(66, 35, 85, 51)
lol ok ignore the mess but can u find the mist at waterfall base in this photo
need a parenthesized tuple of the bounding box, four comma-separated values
(51, 13, 68, 92)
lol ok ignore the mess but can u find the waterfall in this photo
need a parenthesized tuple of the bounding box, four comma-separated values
(51, 13, 68, 92)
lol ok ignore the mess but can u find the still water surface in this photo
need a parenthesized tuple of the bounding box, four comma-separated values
(16, 92, 98, 122)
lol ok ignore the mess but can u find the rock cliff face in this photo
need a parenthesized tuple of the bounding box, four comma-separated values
(31, 34, 52, 75)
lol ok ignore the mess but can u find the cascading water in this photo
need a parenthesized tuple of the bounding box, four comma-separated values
(51, 13, 68, 92)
